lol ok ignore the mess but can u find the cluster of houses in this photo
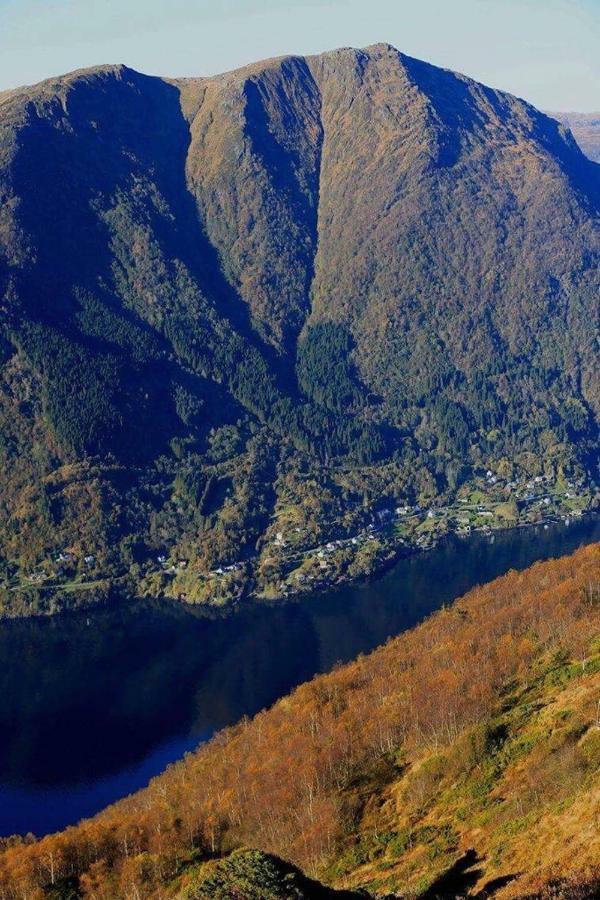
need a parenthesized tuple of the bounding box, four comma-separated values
(55, 551, 95, 567)
(24, 550, 96, 585)
(158, 554, 188, 575)
(157, 469, 592, 596)
(209, 562, 244, 576)
(14, 468, 592, 598)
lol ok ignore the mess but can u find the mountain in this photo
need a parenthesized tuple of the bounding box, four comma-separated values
(552, 112, 600, 162)
(0, 544, 598, 897)
(0, 44, 598, 615)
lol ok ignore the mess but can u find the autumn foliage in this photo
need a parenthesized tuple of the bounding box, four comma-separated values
(0, 543, 599, 898)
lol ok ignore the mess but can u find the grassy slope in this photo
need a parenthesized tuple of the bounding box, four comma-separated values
(325, 638, 600, 898)
(0, 544, 599, 898)
(173, 849, 364, 899)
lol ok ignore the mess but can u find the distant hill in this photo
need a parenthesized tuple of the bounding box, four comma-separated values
(552, 111, 600, 162)
(0, 45, 598, 615)
(0, 543, 599, 897)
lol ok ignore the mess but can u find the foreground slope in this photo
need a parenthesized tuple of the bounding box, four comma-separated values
(0, 45, 599, 614)
(0, 543, 599, 898)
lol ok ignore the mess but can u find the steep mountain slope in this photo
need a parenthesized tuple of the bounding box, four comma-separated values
(0, 45, 598, 614)
(553, 112, 600, 162)
(0, 544, 598, 898)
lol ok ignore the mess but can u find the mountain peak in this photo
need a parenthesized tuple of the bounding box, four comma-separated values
(362, 41, 400, 54)
(0, 43, 597, 618)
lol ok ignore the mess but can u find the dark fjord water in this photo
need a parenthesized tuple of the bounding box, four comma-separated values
(0, 517, 598, 838)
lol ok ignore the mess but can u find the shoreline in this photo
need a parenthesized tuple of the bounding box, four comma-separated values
(1, 501, 598, 622)
(245, 508, 600, 610)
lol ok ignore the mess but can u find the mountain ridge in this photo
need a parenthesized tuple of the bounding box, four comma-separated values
(0, 43, 598, 614)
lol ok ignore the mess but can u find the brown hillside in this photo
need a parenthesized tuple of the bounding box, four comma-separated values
(0, 543, 598, 897)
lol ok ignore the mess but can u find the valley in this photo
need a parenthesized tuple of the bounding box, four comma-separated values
(554, 111, 600, 163)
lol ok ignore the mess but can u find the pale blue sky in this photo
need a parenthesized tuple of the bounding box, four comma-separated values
(0, 0, 598, 110)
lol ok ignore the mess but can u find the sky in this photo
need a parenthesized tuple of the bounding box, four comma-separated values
(0, 0, 598, 111)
